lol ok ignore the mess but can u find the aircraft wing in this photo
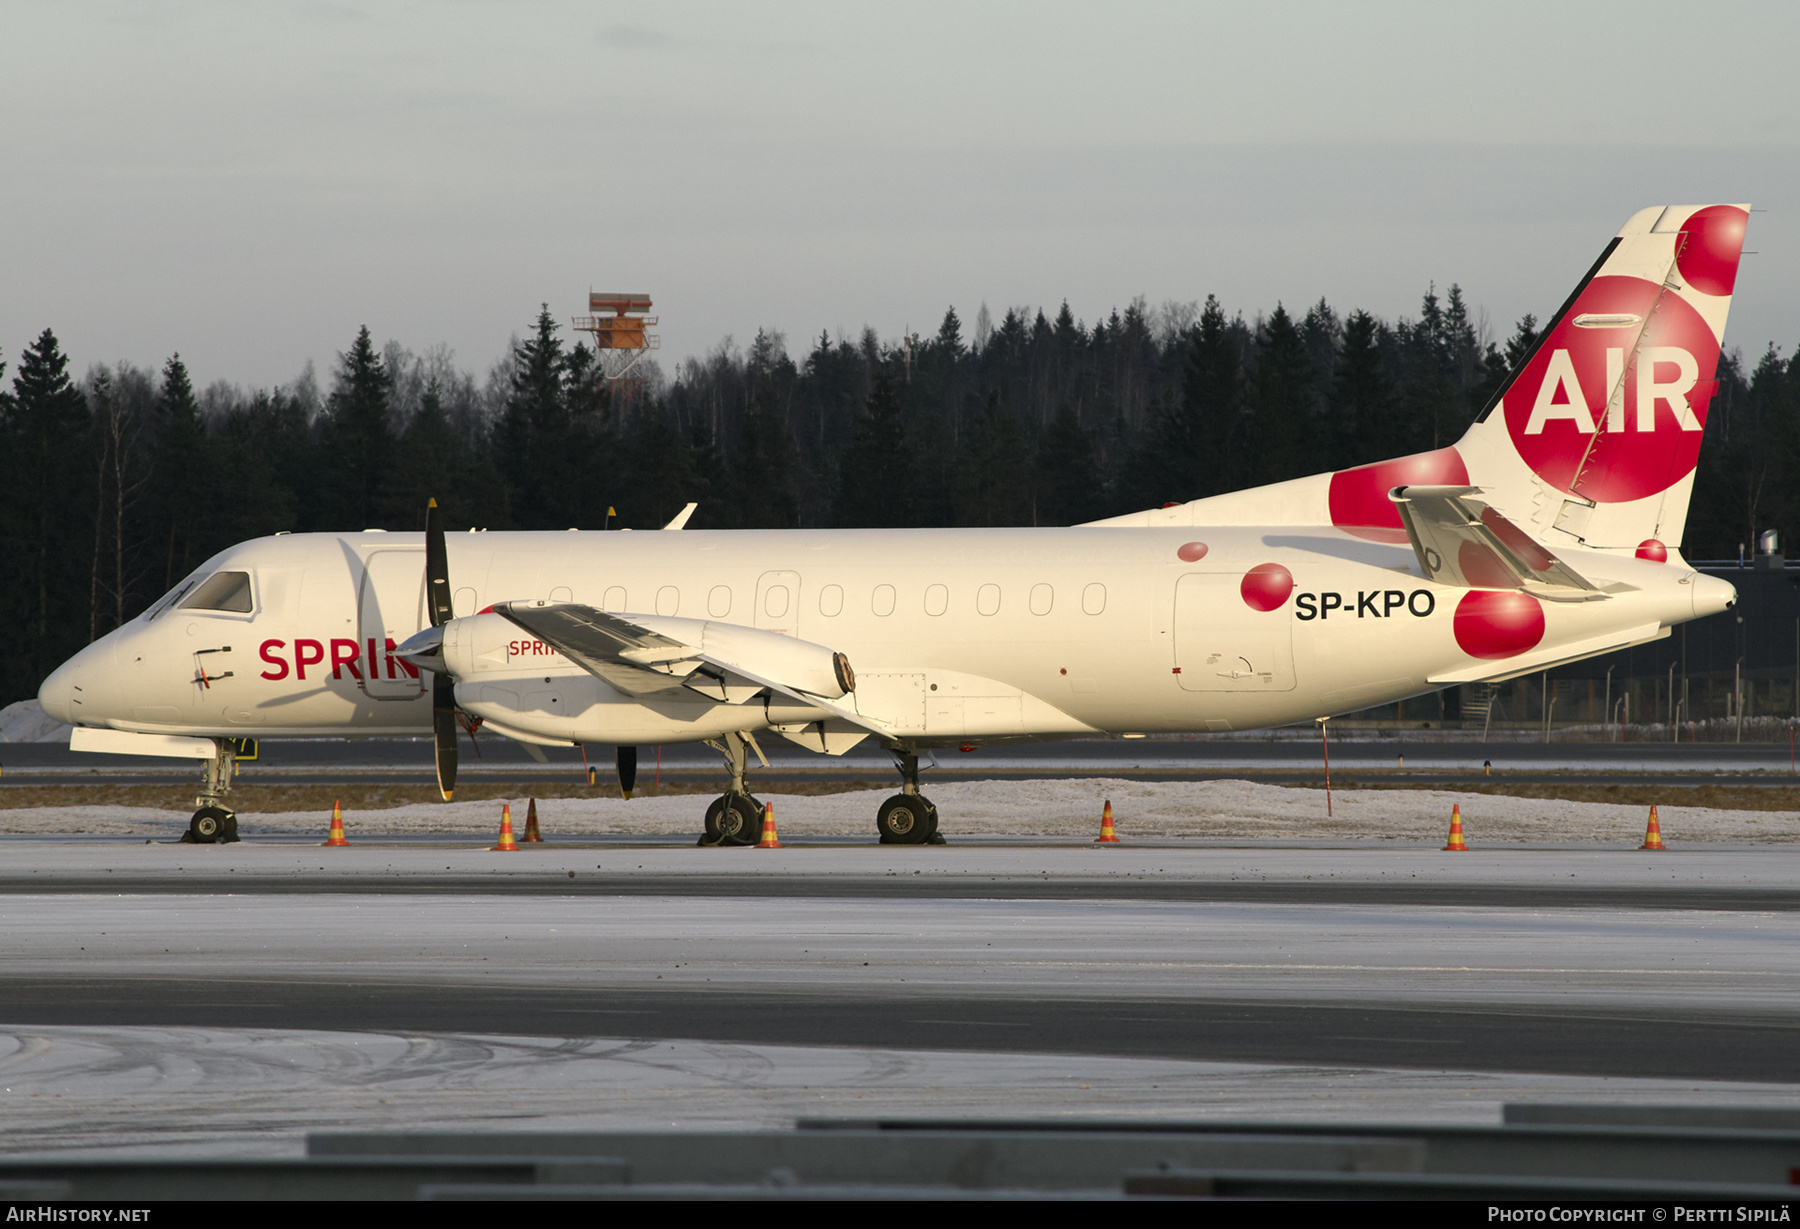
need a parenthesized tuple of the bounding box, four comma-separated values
(490, 601, 893, 737)
(492, 602, 701, 698)
(1390, 485, 1607, 602)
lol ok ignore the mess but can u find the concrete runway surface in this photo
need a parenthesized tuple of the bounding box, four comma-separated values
(3, 836, 1800, 1155)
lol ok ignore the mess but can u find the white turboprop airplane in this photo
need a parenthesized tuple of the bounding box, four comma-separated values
(39, 204, 1746, 844)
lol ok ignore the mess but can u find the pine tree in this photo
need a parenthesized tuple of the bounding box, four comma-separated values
(495, 306, 568, 526)
(1247, 303, 1317, 483)
(1034, 403, 1102, 525)
(319, 326, 396, 528)
(935, 307, 965, 361)
(1, 329, 92, 703)
(955, 392, 1030, 526)
(1331, 310, 1397, 465)
(1134, 295, 1242, 506)
(836, 372, 911, 527)
(724, 384, 800, 528)
(148, 354, 210, 589)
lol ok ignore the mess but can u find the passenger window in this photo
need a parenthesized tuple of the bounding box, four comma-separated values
(1082, 583, 1106, 615)
(924, 584, 948, 616)
(602, 586, 627, 611)
(819, 584, 844, 617)
(656, 586, 680, 616)
(977, 584, 1001, 616)
(764, 585, 790, 618)
(708, 586, 732, 618)
(872, 584, 896, 617)
(180, 571, 254, 614)
(1030, 584, 1053, 616)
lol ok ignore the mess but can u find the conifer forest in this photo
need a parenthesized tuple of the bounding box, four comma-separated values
(2, 287, 1796, 707)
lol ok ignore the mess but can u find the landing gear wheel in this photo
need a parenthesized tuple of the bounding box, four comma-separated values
(185, 805, 235, 845)
(702, 793, 763, 847)
(876, 794, 932, 845)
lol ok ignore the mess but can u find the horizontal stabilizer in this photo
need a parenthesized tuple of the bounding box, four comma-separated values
(1391, 485, 1605, 602)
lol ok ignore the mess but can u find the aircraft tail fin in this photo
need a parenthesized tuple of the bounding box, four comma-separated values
(1446, 204, 1748, 557)
(1085, 206, 1750, 555)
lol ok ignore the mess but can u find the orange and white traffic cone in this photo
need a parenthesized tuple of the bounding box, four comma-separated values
(1096, 800, 1119, 843)
(324, 799, 348, 846)
(1443, 803, 1468, 851)
(756, 801, 782, 848)
(1639, 804, 1667, 851)
(522, 797, 543, 843)
(491, 802, 519, 851)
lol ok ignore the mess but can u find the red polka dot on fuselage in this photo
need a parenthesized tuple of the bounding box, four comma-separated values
(1241, 563, 1294, 612)
(1177, 542, 1209, 562)
(1454, 590, 1545, 660)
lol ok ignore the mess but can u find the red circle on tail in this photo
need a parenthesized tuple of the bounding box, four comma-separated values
(1675, 205, 1748, 298)
(1328, 448, 1468, 543)
(1636, 539, 1669, 562)
(1502, 276, 1719, 504)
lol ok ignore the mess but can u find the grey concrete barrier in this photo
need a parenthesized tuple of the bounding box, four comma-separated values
(309, 1128, 1424, 1190)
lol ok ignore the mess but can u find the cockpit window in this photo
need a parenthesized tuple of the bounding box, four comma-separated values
(145, 569, 206, 621)
(179, 571, 254, 613)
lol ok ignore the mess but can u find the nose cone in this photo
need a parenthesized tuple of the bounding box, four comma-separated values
(395, 625, 447, 673)
(39, 649, 87, 725)
(37, 658, 76, 725)
(1691, 571, 1737, 620)
(38, 638, 118, 726)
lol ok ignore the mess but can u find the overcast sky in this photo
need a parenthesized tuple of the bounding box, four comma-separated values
(4, 1, 1798, 391)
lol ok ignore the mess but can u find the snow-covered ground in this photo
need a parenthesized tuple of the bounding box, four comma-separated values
(3, 776, 1792, 844)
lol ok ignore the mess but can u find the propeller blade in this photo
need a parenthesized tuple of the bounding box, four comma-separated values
(433, 673, 459, 801)
(426, 498, 454, 627)
(426, 499, 459, 801)
(617, 745, 638, 799)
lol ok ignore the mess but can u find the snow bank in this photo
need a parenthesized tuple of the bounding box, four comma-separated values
(0, 700, 70, 745)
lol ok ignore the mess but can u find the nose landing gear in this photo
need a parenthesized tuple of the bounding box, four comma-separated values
(181, 739, 241, 844)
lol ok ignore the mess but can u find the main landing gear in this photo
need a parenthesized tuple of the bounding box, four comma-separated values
(182, 739, 240, 844)
(699, 731, 764, 847)
(877, 747, 944, 845)
(693, 734, 946, 847)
